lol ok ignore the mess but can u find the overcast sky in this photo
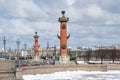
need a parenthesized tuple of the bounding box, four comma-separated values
(0, 0, 120, 50)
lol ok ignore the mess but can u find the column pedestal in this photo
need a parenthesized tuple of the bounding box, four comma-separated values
(34, 56, 39, 61)
(57, 54, 71, 64)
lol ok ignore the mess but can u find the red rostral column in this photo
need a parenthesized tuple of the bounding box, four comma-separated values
(58, 11, 70, 63)
(34, 32, 40, 60)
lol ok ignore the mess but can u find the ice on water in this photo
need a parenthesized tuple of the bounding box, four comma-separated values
(23, 70, 120, 80)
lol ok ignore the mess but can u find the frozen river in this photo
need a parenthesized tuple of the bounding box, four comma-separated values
(23, 70, 120, 80)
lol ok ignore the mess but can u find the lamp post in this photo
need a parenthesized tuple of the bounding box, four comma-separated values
(3, 36, 6, 52)
(24, 43, 27, 50)
(24, 43, 27, 60)
(16, 39, 20, 68)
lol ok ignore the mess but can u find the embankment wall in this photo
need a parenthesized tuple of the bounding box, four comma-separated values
(0, 60, 16, 80)
(21, 64, 107, 75)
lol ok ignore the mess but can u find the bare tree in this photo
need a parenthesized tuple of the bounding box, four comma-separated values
(111, 47, 116, 63)
(116, 49, 120, 60)
(94, 50, 100, 61)
(99, 49, 104, 64)
(85, 48, 92, 64)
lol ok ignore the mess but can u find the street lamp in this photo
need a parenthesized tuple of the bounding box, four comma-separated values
(24, 43, 27, 50)
(24, 43, 27, 60)
(3, 36, 6, 52)
(16, 39, 20, 68)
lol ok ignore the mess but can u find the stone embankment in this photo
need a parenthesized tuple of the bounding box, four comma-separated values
(107, 64, 120, 70)
(17, 64, 120, 80)
(16, 64, 107, 79)
(0, 60, 16, 80)
(0, 60, 120, 80)
(21, 64, 107, 74)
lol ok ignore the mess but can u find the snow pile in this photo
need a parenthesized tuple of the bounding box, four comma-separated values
(23, 70, 120, 80)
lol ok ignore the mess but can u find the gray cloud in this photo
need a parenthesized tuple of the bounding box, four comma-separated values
(98, 0, 120, 13)
(73, 0, 120, 13)
(0, 0, 48, 21)
(0, 0, 120, 49)
(68, 0, 120, 25)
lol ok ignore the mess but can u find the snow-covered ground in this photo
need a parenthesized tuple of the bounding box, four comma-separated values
(23, 70, 120, 80)
(77, 61, 120, 64)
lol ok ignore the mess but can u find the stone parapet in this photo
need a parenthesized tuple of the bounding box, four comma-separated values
(107, 64, 120, 70)
(0, 60, 16, 80)
(20, 64, 107, 75)
(0, 60, 15, 71)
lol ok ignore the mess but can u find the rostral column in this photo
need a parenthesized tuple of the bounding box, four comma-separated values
(57, 11, 70, 63)
(34, 32, 40, 60)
